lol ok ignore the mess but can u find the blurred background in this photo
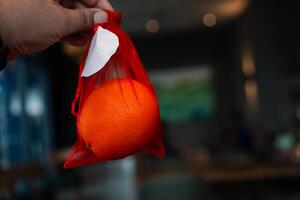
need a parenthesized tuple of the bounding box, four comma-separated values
(1, 0, 300, 199)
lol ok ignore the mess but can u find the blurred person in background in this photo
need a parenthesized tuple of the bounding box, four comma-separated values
(0, 0, 113, 70)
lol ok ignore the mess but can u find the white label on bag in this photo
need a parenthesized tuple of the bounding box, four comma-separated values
(81, 27, 119, 77)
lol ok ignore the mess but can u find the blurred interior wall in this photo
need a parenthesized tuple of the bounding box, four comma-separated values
(244, 0, 299, 132)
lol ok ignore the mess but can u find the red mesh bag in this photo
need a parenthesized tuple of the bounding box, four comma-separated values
(64, 11, 165, 169)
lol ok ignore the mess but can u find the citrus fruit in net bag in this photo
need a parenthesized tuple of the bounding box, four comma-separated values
(77, 78, 159, 160)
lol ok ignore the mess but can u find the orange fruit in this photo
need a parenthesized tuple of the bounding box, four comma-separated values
(77, 78, 159, 160)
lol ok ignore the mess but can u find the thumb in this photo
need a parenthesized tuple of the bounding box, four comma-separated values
(62, 8, 107, 36)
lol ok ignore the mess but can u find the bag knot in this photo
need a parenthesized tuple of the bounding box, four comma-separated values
(106, 10, 122, 27)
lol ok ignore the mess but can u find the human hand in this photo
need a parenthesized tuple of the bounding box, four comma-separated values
(0, 0, 113, 59)
(62, 0, 114, 47)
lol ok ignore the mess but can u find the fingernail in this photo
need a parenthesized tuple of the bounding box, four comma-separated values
(94, 11, 107, 24)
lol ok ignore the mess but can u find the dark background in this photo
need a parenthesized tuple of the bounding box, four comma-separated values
(1, 0, 300, 199)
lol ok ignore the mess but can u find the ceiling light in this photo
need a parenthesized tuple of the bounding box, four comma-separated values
(145, 19, 160, 33)
(203, 13, 217, 27)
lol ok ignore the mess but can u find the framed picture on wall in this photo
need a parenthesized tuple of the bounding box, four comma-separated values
(150, 66, 216, 122)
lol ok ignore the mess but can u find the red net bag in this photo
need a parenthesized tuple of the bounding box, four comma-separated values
(64, 11, 165, 169)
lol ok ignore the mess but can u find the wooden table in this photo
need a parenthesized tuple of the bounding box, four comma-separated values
(190, 162, 300, 182)
(138, 161, 300, 184)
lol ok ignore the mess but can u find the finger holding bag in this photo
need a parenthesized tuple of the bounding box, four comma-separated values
(64, 11, 165, 169)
